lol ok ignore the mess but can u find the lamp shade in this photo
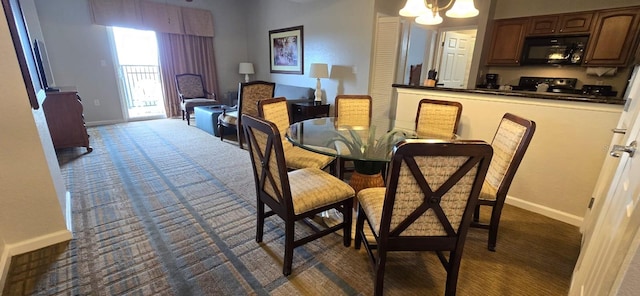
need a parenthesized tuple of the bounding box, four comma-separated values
(309, 63, 329, 78)
(399, 0, 429, 17)
(238, 62, 254, 74)
(445, 0, 479, 18)
(416, 10, 443, 25)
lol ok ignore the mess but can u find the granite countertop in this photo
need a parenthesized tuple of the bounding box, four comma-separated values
(392, 84, 626, 105)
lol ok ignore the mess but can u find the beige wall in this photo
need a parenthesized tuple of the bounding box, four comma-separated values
(0, 0, 71, 287)
(245, 0, 376, 108)
(395, 87, 623, 224)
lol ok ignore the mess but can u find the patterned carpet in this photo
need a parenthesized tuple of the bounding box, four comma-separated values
(3, 118, 581, 295)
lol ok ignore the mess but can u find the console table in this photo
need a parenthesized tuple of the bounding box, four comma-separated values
(42, 87, 92, 153)
(291, 102, 330, 123)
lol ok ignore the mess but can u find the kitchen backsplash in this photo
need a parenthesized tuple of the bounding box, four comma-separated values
(483, 65, 633, 98)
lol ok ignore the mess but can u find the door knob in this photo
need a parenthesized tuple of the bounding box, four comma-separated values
(610, 141, 637, 158)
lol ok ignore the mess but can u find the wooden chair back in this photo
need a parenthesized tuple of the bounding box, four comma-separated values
(335, 95, 372, 127)
(235, 81, 275, 148)
(175, 73, 207, 99)
(415, 98, 463, 139)
(472, 113, 536, 251)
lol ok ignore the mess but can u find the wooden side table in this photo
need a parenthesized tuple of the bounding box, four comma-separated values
(291, 102, 330, 123)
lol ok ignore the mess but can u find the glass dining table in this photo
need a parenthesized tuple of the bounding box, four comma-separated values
(286, 117, 416, 193)
(286, 117, 456, 233)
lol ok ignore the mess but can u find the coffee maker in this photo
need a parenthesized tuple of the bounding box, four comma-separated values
(485, 73, 499, 89)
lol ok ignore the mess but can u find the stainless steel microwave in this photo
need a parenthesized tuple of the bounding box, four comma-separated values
(521, 35, 589, 65)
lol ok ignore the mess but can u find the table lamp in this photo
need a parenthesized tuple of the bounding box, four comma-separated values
(239, 62, 254, 83)
(309, 63, 329, 102)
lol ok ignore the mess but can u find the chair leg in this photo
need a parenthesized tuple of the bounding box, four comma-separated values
(186, 111, 191, 125)
(374, 249, 387, 296)
(338, 158, 345, 180)
(343, 200, 353, 247)
(354, 204, 365, 249)
(444, 250, 462, 296)
(283, 220, 295, 276)
(218, 123, 225, 142)
(256, 198, 265, 243)
(182, 110, 185, 120)
(473, 204, 481, 223)
(237, 127, 244, 149)
(488, 203, 505, 252)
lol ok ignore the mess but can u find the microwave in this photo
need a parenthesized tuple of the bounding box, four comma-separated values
(521, 35, 589, 65)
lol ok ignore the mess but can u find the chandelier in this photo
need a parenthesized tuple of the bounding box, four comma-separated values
(399, 0, 479, 26)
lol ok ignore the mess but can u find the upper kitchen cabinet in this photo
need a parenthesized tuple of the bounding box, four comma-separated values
(584, 7, 640, 67)
(528, 12, 593, 36)
(487, 18, 528, 65)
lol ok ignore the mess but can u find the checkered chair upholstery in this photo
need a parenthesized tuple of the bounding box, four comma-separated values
(258, 97, 335, 171)
(415, 98, 463, 140)
(218, 81, 275, 149)
(175, 73, 218, 125)
(334, 95, 373, 179)
(355, 139, 493, 296)
(241, 114, 355, 276)
(471, 113, 536, 251)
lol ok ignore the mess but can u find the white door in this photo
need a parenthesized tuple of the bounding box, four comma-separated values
(569, 75, 640, 295)
(581, 66, 640, 242)
(438, 31, 473, 89)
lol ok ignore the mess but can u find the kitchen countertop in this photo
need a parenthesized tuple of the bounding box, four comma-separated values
(392, 84, 626, 105)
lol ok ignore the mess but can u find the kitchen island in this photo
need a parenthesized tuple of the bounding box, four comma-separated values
(392, 84, 624, 226)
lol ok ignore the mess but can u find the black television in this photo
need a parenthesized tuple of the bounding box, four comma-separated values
(2, 0, 44, 109)
(32, 39, 58, 92)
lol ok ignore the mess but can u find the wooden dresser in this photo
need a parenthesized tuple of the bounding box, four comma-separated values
(42, 87, 92, 152)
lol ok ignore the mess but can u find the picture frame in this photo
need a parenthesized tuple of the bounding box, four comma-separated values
(269, 26, 303, 74)
(2, 0, 44, 109)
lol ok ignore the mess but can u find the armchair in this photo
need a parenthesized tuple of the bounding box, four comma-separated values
(175, 73, 218, 125)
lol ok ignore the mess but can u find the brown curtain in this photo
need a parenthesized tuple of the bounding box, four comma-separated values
(157, 33, 219, 118)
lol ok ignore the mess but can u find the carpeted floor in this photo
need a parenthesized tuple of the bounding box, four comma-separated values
(3, 118, 581, 295)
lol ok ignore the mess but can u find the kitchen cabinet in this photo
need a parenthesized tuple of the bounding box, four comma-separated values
(486, 18, 528, 65)
(584, 7, 640, 66)
(528, 12, 593, 36)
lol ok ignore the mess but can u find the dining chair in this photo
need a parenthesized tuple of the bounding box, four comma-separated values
(471, 113, 536, 251)
(334, 95, 373, 179)
(241, 114, 355, 276)
(355, 139, 493, 296)
(175, 73, 218, 125)
(258, 97, 336, 171)
(218, 80, 275, 149)
(415, 98, 463, 139)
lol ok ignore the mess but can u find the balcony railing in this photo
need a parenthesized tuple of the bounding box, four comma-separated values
(120, 65, 163, 108)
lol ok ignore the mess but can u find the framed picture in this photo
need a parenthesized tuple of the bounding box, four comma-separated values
(269, 26, 303, 74)
(2, 0, 44, 109)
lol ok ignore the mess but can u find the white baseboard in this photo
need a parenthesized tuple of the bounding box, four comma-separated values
(0, 230, 71, 293)
(85, 119, 123, 127)
(506, 195, 584, 227)
(7, 230, 72, 257)
(0, 247, 10, 294)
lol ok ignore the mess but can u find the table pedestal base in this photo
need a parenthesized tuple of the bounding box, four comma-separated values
(349, 172, 384, 194)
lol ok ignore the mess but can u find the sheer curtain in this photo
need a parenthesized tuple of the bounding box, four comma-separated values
(157, 33, 219, 118)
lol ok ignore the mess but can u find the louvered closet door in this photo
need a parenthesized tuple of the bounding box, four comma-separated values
(369, 16, 402, 131)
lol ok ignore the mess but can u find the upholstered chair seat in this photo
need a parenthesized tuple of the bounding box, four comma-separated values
(175, 73, 218, 125)
(354, 140, 493, 296)
(242, 114, 354, 276)
(258, 97, 336, 171)
(288, 168, 355, 214)
(471, 113, 536, 251)
(334, 95, 373, 179)
(218, 81, 275, 149)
